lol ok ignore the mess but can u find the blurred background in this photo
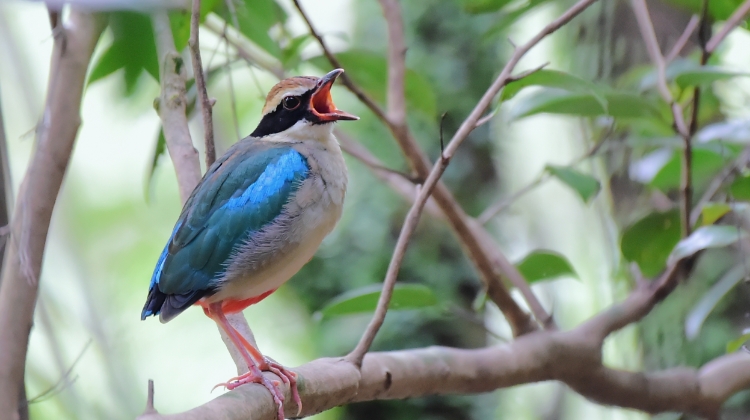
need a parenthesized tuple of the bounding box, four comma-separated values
(1, 0, 750, 418)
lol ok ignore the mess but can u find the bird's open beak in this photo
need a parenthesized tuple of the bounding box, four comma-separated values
(310, 69, 359, 122)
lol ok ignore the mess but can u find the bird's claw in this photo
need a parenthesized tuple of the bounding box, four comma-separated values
(212, 358, 301, 420)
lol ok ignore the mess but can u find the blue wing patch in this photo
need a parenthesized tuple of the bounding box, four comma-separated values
(141, 143, 310, 322)
(223, 150, 308, 211)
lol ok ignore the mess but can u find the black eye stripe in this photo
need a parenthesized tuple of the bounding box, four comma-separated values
(250, 90, 320, 138)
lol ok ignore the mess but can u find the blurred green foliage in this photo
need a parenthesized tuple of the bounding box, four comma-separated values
(6, 0, 750, 417)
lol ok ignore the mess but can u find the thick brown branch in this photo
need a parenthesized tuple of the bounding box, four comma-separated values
(152, 10, 251, 377)
(138, 307, 750, 420)
(0, 9, 104, 416)
(188, 0, 217, 168)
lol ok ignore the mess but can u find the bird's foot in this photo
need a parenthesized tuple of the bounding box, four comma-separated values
(212, 358, 301, 420)
(263, 358, 301, 417)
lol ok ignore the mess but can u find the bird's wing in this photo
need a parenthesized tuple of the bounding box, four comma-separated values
(141, 140, 310, 321)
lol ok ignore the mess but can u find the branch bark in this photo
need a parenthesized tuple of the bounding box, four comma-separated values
(295, 0, 561, 336)
(188, 0, 216, 168)
(139, 278, 750, 420)
(152, 10, 251, 381)
(0, 9, 104, 416)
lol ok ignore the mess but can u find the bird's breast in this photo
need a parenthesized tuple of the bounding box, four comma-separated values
(208, 134, 348, 303)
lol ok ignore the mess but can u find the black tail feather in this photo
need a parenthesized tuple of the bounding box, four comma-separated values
(141, 287, 209, 323)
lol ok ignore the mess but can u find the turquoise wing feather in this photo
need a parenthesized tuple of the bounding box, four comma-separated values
(141, 140, 309, 322)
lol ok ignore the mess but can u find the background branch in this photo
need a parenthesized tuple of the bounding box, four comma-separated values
(630, 0, 693, 236)
(0, 9, 104, 416)
(152, 10, 252, 382)
(705, 0, 750, 54)
(139, 281, 750, 420)
(188, 0, 216, 168)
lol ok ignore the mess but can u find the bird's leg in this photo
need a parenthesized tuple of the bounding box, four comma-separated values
(205, 302, 290, 420)
(234, 328, 302, 414)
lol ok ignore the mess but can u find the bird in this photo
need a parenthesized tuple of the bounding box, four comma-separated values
(141, 68, 358, 420)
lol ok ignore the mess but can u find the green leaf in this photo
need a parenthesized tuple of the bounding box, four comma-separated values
(649, 148, 728, 192)
(218, 0, 286, 58)
(669, 225, 745, 264)
(281, 35, 311, 68)
(621, 210, 681, 277)
(700, 203, 732, 226)
(674, 66, 749, 89)
(509, 88, 662, 120)
(318, 284, 437, 319)
(515, 250, 577, 283)
(685, 264, 746, 340)
(546, 165, 601, 202)
(461, 0, 514, 13)
(168, 0, 221, 51)
(88, 12, 159, 93)
(501, 70, 601, 101)
(310, 50, 437, 117)
(730, 174, 750, 200)
(727, 332, 750, 353)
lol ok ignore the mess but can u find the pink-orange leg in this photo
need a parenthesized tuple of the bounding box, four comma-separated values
(205, 302, 301, 420)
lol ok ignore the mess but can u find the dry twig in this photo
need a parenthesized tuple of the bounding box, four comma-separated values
(630, 0, 693, 236)
(705, 0, 750, 54)
(138, 257, 750, 419)
(152, 9, 252, 381)
(188, 0, 216, 168)
(346, 0, 601, 362)
(665, 15, 699, 63)
(0, 9, 104, 416)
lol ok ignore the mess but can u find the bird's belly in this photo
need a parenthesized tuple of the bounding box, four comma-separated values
(208, 200, 341, 303)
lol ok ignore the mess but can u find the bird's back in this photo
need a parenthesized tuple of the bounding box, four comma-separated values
(142, 132, 347, 322)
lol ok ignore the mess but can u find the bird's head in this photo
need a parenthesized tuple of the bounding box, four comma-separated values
(250, 68, 358, 139)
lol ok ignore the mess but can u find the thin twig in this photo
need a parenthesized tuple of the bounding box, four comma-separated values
(141, 379, 157, 415)
(665, 15, 699, 63)
(630, 0, 692, 237)
(345, 180, 429, 366)
(26, 340, 91, 404)
(153, 9, 252, 379)
(478, 174, 548, 224)
(346, 0, 599, 363)
(189, 0, 216, 168)
(291, 0, 389, 123)
(689, 148, 750, 226)
(705, 0, 750, 54)
(478, 119, 613, 224)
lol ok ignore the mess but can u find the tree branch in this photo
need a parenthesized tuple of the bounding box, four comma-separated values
(152, 9, 251, 381)
(0, 9, 104, 416)
(298, 0, 587, 336)
(630, 0, 693, 237)
(665, 15, 699, 63)
(138, 277, 750, 419)
(188, 0, 216, 168)
(705, 0, 750, 54)
(153, 11, 201, 203)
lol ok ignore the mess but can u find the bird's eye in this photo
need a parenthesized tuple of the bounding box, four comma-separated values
(282, 96, 301, 110)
